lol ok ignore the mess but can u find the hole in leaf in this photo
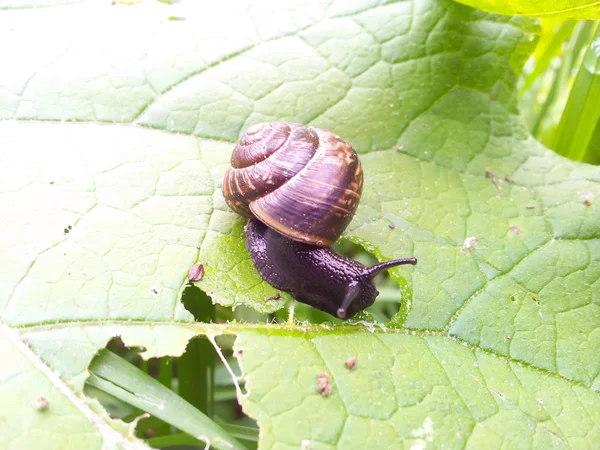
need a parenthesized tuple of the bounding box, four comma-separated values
(85, 335, 258, 449)
(183, 282, 276, 324)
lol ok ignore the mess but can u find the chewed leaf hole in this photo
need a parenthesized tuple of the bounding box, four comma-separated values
(84, 336, 258, 449)
(182, 282, 277, 324)
(335, 239, 414, 324)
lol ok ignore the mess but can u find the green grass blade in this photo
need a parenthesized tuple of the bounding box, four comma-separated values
(87, 350, 247, 450)
(216, 423, 258, 443)
(584, 117, 600, 164)
(553, 27, 600, 161)
(179, 286, 216, 416)
(522, 20, 599, 148)
(521, 20, 576, 94)
(179, 337, 215, 416)
(145, 433, 205, 448)
(155, 357, 173, 435)
(158, 357, 173, 388)
(146, 426, 258, 449)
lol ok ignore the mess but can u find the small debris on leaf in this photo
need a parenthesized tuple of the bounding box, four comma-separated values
(461, 236, 478, 251)
(35, 396, 49, 411)
(345, 356, 357, 370)
(301, 440, 313, 450)
(188, 263, 204, 281)
(578, 191, 595, 205)
(485, 168, 502, 192)
(525, 205, 536, 209)
(509, 226, 521, 235)
(316, 372, 331, 397)
(388, 223, 397, 229)
(504, 176, 513, 183)
(266, 293, 281, 301)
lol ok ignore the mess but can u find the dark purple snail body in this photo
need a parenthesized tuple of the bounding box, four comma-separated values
(223, 122, 417, 319)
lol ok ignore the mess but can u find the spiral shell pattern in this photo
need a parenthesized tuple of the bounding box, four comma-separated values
(223, 122, 363, 247)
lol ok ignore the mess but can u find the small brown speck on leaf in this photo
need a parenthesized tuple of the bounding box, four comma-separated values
(485, 168, 502, 193)
(345, 356, 357, 370)
(525, 205, 536, 209)
(35, 396, 49, 411)
(509, 226, 521, 235)
(188, 263, 204, 281)
(266, 293, 281, 301)
(388, 223, 396, 229)
(584, 199, 593, 206)
(504, 176, 513, 183)
(316, 372, 331, 397)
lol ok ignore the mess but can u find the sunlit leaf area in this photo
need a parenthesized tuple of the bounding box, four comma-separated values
(1, 1, 600, 449)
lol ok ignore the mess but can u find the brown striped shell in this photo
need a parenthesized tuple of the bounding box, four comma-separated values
(222, 122, 363, 247)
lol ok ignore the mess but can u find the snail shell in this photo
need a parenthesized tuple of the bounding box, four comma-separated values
(222, 122, 363, 247)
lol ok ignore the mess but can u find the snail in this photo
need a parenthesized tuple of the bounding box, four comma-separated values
(222, 122, 417, 319)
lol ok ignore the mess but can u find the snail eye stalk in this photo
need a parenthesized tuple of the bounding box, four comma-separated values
(366, 258, 417, 279)
(336, 282, 360, 319)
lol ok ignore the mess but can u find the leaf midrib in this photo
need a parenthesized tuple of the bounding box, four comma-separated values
(13, 319, 597, 394)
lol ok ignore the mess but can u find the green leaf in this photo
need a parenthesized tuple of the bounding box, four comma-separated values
(1, 0, 600, 448)
(237, 328, 600, 448)
(454, 0, 600, 19)
(0, 323, 148, 449)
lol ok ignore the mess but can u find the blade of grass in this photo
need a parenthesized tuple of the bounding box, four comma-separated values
(146, 433, 207, 449)
(521, 20, 576, 94)
(180, 285, 216, 417)
(584, 117, 600, 164)
(216, 423, 258, 443)
(553, 27, 600, 161)
(87, 349, 247, 450)
(158, 357, 173, 388)
(155, 357, 173, 435)
(214, 386, 237, 402)
(146, 425, 258, 449)
(179, 337, 215, 416)
(522, 20, 598, 147)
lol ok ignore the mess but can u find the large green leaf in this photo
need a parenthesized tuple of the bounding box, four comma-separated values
(237, 328, 600, 448)
(2, 0, 600, 448)
(454, 0, 600, 19)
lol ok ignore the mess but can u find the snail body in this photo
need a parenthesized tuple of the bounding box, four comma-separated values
(246, 219, 416, 318)
(223, 122, 417, 319)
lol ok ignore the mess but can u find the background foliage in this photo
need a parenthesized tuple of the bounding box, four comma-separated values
(1, 0, 600, 449)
